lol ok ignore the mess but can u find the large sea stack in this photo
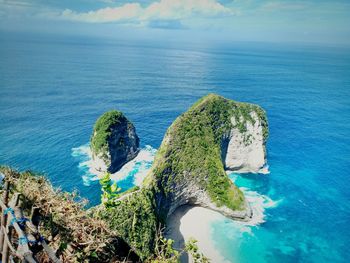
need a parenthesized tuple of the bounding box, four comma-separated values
(90, 110, 140, 173)
(150, 93, 269, 220)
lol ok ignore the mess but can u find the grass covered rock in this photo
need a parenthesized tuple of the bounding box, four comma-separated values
(90, 110, 140, 173)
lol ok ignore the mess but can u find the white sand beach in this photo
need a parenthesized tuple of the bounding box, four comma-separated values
(165, 187, 280, 263)
(166, 206, 230, 263)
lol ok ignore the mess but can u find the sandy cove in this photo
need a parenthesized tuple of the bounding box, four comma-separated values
(166, 205, 230, 263)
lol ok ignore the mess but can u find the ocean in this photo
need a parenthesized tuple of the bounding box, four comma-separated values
(0, 33, 349, 262)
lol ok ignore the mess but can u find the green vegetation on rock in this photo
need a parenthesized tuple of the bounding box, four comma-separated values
(98, 189, 158, 260)
(90, 110, 140, 173)
(90, 110, 125, 155)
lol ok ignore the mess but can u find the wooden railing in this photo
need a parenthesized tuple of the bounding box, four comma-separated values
(0, 180, 62, 263)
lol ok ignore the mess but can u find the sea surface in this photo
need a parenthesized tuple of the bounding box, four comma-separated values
(1, 33, 349, 262)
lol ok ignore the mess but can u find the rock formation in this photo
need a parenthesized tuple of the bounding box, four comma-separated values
(101, 94, 269, 259)
(90, 110, 140, 173)
(149, 93, 268, 221)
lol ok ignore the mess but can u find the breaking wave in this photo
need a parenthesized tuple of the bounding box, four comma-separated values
(71, 144, 156, 187)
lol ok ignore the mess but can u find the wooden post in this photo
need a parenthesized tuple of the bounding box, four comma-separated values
(11, 194, 37, 262)
(1, 191, 18, 263)
(0, 181, 10, 252)
(1, 210, 11, 263)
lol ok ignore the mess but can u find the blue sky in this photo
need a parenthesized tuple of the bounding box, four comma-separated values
(1, 0, 350, 45)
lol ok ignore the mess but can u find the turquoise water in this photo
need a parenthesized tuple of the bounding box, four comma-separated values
(71, 143, 156, 189)
(0, 33, 349, 262)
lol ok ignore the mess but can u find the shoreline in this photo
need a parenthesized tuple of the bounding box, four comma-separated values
(165, 186, 278, 262)
(166, 205, 229, 263)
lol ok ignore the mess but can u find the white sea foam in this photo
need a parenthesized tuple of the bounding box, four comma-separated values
(71, 144, 156, 186)
(259, 164, 270, 174)
(240, 187, 282, 226)
(71, 144, 97, 186)
(110, 145, 156, 186)
(226, 171, 281, 226)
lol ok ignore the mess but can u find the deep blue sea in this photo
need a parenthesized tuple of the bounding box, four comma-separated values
(0, 33, 349, 262)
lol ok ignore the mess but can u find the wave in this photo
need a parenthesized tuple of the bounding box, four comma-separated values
(71, 144, 97, 186)
(110, 145, 156, 188)
(71, 144, 156, 187)
(227, 171, 282, 227)
(258, 164, 270, 174)
(240, 187, 282, 226)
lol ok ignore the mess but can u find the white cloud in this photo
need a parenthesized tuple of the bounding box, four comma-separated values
(60, 0, 233, 23)
(0, 0, 34, 7)
(62, 3, 142, 23)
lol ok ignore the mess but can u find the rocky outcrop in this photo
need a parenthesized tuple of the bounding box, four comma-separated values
(222, 111, 268, 173)
(162, 175, 252, 221)
(148, 94, 268, 222)
(90, 110, 140, 173)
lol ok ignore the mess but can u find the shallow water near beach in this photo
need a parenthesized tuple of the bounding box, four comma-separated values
(1, 33, 350, 262)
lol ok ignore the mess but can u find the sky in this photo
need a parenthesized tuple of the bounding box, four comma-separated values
(0, 0, 350, 45)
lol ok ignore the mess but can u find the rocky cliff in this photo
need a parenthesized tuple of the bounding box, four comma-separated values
(148, 93, 268, 221)
(222, 110, 268, 173)
(100, 94, 269, 260)
(90, 110, 140, 173)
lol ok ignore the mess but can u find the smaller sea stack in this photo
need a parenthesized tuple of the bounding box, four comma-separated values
(90, 110, 140, 173)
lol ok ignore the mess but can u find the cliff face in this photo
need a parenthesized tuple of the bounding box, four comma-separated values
(100, 94, 269, 259)
(222, 111, 268, 173)
(90, 110, 140, 173)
